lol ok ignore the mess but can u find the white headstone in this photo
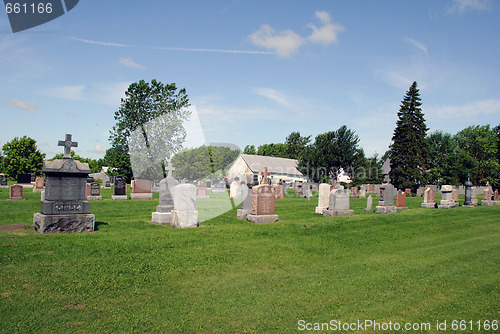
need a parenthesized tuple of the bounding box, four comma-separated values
(315, 183, 330, 214)
(171, 184, 198, 228)
(365, 195, 372, 212)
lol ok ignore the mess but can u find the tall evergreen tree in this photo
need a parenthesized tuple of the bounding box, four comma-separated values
(389, 81, 429, 191)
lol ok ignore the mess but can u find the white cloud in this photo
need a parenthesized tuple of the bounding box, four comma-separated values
(5, 99, 38, 111)
(307, 11, 344, 46)
(448, 0, 490, 14)
(253, 87, 296, 108)
(45, 82, 130, 106)
(47, 85, 86, 100)
(249, 11, 344, 57)
(374, 70, 415, 90)
(249, 24, 304, 57)
(405, 38, 428, 56)
(118, 56, 145, 69)
(374, 38, 430, 89)
(70, 37, 274, 55)
(428, 99, 500, 119)
(93, 145, 106, 153)
(94, 81, 131, 106)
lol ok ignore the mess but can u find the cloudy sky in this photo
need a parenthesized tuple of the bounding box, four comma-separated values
(1, 0, 499, 160)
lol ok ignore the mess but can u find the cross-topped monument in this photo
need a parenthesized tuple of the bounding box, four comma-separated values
(165, 160, 175, 178)
(58, 134, 78, 159)
(260, 167, 270, 185)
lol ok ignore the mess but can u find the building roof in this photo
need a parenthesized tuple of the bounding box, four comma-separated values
(239, 154, 303, 176)
(382, 158, 391, 175)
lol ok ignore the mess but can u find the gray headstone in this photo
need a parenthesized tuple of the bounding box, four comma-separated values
(333, 189, 350, 210)
(302, 182, 312, 198)
(379, 184, 395, 206)
(157, 177, 179, 212)
(237, 185, 252, 218)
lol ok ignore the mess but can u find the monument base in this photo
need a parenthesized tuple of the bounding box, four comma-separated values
(420, 203, 436, 208)
(0, 186, 8, 189)
(246, 214, 279, 224)
(87, 196, 102, 201)
(462, 205, 475, 208)
(375, 206, 397, 214)
(33, 213, 95, 234)
(396, 207, 408, 210)
(112, 195, 128, 200)
(171, 210, 198, 228)
(482, 200, 500, 206)
(237, 209, 251, 218)
(438, 201, 459, 209)
(315, 207, 327, 214)
(33, 188, 43, 193)
(130, 193, 153, 200)
(18, 183, 33, 188)
(152, 211, 172, 225)
(323, 209, 354, 217)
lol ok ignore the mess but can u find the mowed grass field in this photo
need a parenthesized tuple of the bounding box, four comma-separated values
(0, 185, 498, 333)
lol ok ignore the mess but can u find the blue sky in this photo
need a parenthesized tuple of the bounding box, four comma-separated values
(1, 0, 499, 160)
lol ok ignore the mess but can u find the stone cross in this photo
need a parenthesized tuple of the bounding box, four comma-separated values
(58, 134, 78, 159)
(165, 160, 175, 178)
(260, 167, 270, 185)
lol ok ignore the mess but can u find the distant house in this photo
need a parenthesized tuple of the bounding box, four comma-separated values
(89, 166, 115, 182)
(227, 154, 307, 184)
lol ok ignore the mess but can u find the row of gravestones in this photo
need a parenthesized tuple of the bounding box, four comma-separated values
(313, 183, 500, 216)
(15, 133, 500, 233)
(27, 134, 208, 233)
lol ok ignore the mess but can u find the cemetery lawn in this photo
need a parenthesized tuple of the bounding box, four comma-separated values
(0, 188, 499, 333)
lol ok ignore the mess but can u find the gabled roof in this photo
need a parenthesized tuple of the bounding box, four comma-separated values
(239, 154, 303, 176)
(382, 158, 391, 175)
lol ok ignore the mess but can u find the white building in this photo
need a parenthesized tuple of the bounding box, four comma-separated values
(227, 154, 307, 184)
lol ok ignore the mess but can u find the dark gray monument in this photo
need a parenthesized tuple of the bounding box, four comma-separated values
(17, 173, 32, 186)
(375, 183, 397, 214)
(112, 175, 127, 200)
(0, 174, 7, 187)
(463, 175, 474, 207)
(87, 182, 102, 200)
(33, 134, 94, 233)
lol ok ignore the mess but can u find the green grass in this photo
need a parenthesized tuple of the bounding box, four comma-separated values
(0, 186, 499, 333)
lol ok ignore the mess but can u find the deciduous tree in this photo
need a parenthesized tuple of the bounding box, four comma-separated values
(1, 136, 45, 179)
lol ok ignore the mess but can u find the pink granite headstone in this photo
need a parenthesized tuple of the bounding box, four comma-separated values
(10, 184, 23, 200)
(252, 184, 276, 215)
(132, 179, 152, 193)
(396, 192, 406, 208)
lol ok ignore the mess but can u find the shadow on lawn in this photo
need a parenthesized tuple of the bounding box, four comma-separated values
(94, 221, 108, 231)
